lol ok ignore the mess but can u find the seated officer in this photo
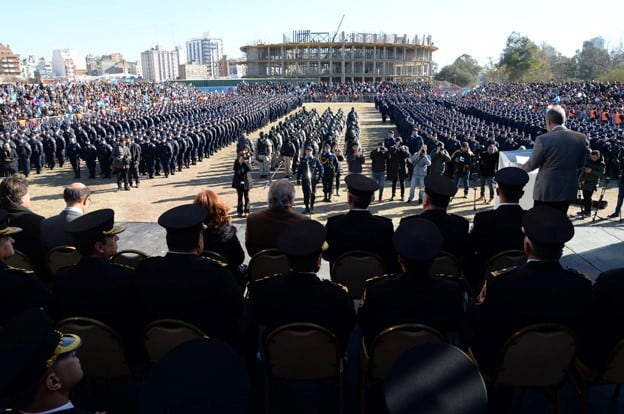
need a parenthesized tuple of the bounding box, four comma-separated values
(0, 210, 57, 325)
(135, 204, 243, 348)
(580, 267, 624, 370)
(359, 218, 465, 350)
(323, 174, 398, 272)
(249, 220, 355, 351)
(54, 209, 134, 337)
(467, 167, 529, 292)
(468, 206, 592, 375)
(401, 174, 470, 264)
(0, 308, 92, 413)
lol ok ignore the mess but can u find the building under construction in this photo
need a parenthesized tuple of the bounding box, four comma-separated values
(240, 30, 437, 83)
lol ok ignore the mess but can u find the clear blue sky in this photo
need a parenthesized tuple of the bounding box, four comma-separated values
(2, 0, 622, 68)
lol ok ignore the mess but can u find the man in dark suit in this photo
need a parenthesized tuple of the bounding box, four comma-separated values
(135, 204, 243, 348)
(466, 167, 529, 292)
(245, 179, 309, 257)
(40, 183, 91, 253)
(54, 209, 134, 339)
(323, 174, 398, 272)
(249, 220, 355, 351)
(0, 173, 46, 277)
(522, 104, 590, 214)
(0, 308, 92, 413)
(0, 211, 57, 326)
(359, 218, 465, 350)
(468, 206, 592, 375)
(401, 174, 469, 265)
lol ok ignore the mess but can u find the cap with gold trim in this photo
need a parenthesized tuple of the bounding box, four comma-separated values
(0, 308, 81, 398)
(0, 209, 21, 237)
(66, 208, 124, 247)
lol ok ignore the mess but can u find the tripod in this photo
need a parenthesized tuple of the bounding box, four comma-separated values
(264, 159, 284, 189)
(592, 177, 610, 222)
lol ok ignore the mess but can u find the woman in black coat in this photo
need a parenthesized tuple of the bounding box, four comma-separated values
(232, 151, 253, 217)
(193, 189, 245, 275)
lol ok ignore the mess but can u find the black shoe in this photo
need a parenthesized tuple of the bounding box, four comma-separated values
(304, 207, 310, 214)
(608, 212, 620, 218)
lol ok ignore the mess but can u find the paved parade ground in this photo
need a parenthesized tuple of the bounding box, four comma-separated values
(25, 101, 624, 278)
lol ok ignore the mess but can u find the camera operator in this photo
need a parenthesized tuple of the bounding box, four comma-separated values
(388, 138, 410, 201)
(478, 144, 499, 203)
(430, 142, 451, 176)
(407, 144, 431, 204)
(347, 142, 365, 174)
(370, 141, 389, 202)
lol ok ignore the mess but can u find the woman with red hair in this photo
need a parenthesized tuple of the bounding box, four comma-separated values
(193, 189, 245, 279)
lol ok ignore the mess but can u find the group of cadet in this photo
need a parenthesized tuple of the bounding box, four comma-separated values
(0, 95, 302, 194)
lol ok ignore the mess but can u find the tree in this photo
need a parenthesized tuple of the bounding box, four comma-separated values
(434, 54, 481, 87)
(498, 32, 539, 82)
(576, 41, 610, 80)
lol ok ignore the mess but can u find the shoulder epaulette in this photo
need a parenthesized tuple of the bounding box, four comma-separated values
(202, 256, 228, 268)
(490, 265, 519, 277)
(365, 273, 395, 284)
(253, 273, 281, 284)
(111, 262, 135, 271)
(6, 266, 35, 275)
(565, 267, 592, 281)
(324, 279, 349, 293)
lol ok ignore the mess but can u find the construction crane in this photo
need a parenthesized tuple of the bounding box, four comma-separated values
(332, 14, 345, 43)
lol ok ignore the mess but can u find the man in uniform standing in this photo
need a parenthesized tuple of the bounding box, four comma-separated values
(296, 146, 324, 214)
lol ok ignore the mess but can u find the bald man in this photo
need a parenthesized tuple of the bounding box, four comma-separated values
(40, 183, 91, 252)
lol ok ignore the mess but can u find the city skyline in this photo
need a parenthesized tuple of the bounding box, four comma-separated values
(2, 0, 622, 69)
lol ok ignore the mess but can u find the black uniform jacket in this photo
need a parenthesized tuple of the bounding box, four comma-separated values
(54, 257, 135, 335)
(468, 260, 592, 374)
(401, 209, 469, 262)
(0, 262, 57, 325)
(323, 210, 398, 272)
(358, 271, 465, 350)
(249, 270, 356, 350)
(135, 253, 243, 346)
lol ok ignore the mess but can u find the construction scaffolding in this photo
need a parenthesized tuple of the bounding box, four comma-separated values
(241, 31, 437, 83)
